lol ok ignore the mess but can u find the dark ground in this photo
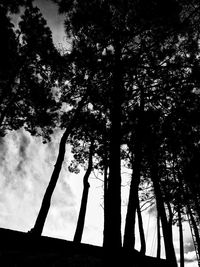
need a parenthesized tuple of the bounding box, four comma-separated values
(0, 228, 171, 266)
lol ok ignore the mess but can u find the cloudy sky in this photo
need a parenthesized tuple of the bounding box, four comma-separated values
(1, 129, 197, 266)
(0, 128, 104, 243)
(3, 0, 198, 266)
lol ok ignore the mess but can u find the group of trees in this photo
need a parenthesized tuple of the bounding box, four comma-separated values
(1, 0, 200, 266)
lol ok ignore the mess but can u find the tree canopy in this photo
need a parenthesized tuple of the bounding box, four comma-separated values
(0, 0, 64, 141)
(1, 0, 200, 266)
(50, 0, 200, 264)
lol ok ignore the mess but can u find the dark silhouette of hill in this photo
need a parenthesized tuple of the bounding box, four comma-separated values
(0, 227, 171, 266)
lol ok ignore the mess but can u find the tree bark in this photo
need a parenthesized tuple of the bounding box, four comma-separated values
(103, 36, 122, 249)
(73, 140, 94, 243)
(30, 94, 88, 236)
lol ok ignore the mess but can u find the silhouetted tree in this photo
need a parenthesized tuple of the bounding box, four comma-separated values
(156, 212, 161, 259)
(52, 0, 182, 251)
(137, 198, 146, 255)
(123, 86, 144, 250)
(0, 0, 27, 13)
(178, 204, 184, 267)
(30, 90, 90, 235)
(0, 0, 62, 140)
(73, 139, 94, 243)
(42, 1, 200, 264)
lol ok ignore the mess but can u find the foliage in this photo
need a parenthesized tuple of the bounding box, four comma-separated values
(0, 0, 27, 13)
(0, 1, 65, 141)
(23, 0, 200, 257)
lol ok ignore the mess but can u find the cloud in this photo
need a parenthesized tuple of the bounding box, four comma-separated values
(147, 203, 157, 215)
(186, 263, 198, 267)
(185, 261, 198, 267)
(0, 127, 196, 254)
(0, 128, 77, 238)
(16, 131, 31, 173)
(34, 0, 68, 48)
(176, 250, 197, 265)
(184, 251, 198, 263)
(0, 127, 106, 247)
(184, 241, 195, 253)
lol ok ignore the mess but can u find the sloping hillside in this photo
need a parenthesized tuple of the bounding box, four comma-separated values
(0, 228, 170, 266)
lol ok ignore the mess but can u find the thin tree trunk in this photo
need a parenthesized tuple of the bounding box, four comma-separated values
(30, 94, 88, 236)
(189, 183, 200, 221)
(184, 181, 200, 257)
(149, 157, 177, 266)
(123, 156, 141, 249)
(123, 84, 144, 250)
(103, 36, 122, 249)
(187, 203, 200, 257)
(103, 146, 108, 244)
(157, 212, 161, 259)
(166, 200, 174, 239)
(181, 171, 200, 261)
(73, 140, 94, 243)
(137, 198, 146, 254)
(176, 167, 184, 267)
(178, 205, 184, 267)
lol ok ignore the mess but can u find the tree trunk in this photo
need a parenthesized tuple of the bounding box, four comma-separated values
(30, 95, 88, 236)
(157, 212, 161, 259)
(103, 146, 108, 245)
(123, 157, 141, 249)
(123, 84, 144, 250)
(187, 203, 200, 257)
(166, 201, 174, 239)
(149, 157, 177, 266)
(137, 198, 146, 255)
(189, 182, 200, 222)
(178, 205, 184, 267)
(103, 36, 122, 249)
(73, 140, 94, 243)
